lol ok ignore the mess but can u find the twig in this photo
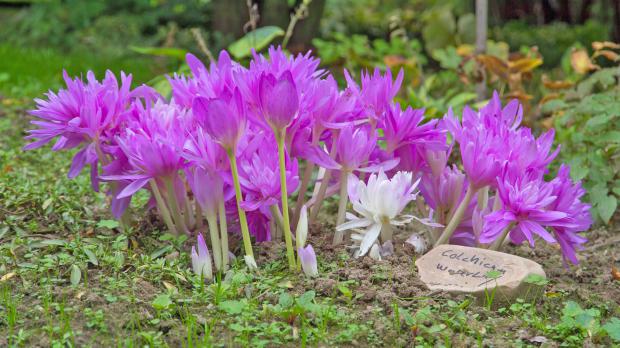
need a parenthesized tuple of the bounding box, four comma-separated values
(190, 28, 215, 63)
(282, 0, 312, 49)
(244, 0, 260, 48)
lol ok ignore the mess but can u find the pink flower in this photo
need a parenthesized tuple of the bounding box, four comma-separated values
(547, 165, 591, 265)
(305, 125, 398, 174)
(169, 51, 244, 108)
(344, 67, 403, 122)
(192, 90, 246, 152)
(101, 101, 189, 199)
(479, 172, 569, 247)
(237, 133, 299, 212)
(258, 71, 299, 131)
(25, 70, 158, 190)
(298, 244, 318, 277)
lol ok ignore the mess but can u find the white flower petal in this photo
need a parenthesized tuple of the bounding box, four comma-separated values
(358, 223, 382, 257)
(405, 233, 427, 254)
(369, 244, 382, 261)
(413, 216, 444, 228)
(337, 218, 372, 231)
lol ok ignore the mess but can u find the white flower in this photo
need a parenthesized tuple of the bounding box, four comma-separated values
(296, 205, 320, 278)
(405, 233, 427, 254)
(191, 233, 213, 281)
(337, 169, 423, 257)
(244, 255, 258, 271)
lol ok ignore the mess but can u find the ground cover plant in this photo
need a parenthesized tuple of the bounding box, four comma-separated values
(1, 1, 620, 347)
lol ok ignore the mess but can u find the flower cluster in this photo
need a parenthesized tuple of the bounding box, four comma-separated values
(26, 46, 591, 278)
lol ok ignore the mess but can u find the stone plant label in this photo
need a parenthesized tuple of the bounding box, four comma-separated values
(415, 244, 546, 302)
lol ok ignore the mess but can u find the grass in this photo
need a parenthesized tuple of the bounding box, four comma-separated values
(0, 45, 619, 346)
(0, 43, 160, 98)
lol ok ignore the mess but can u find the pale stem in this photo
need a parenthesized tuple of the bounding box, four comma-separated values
(293, 133, 320, 226)
(295, 218, 303, 273)
(94, 138, 110, 166)
(149, 180, 178, 236)
(380, 223, 393, 244)
(269, 204, 285, 232)
(119, 210, 132, 231)
(490, 222, 516, 251)
(309, 136, 339, 221)
(206, 210, 222, 271)
(358, 120, 377, 183)
(333, 169, 349, 246)
(309, 168, 333, 221)
(218, 200, 229, 271)
(478, 186, 489, 211)
(182, 186, 195, 230)
(434, 183, 477, 247)
(276, 131, 296, 270)
(227, 151, 255, 261)
(293, 161, 315, 227)
(195, 200, 204, 230)
(492, 192, 502, 211)
(164, 177, 188, 234)
(269, 217, 277, 241)
(95, 137, 132, 232)
(415, 198, 426, 216)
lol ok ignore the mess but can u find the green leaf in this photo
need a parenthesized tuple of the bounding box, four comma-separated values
(337, 284, 352, 299)
(570, 164, 589, 181)
(603, 317, 620, 342)
(83, 247, 99, 266)
(97, 219, 119, 229)
(278, 292, 294, 308)
(585, 114, 616, 130)
(218, 300, 246, 315)
(456, 13, 476, 44)
(150, 245, 173, 259)
(422, 7, 456, 53)
(228, 26, 285, 59)
(447, 92, 477, 108)
(39, 239, 68, 247)
(130, 46, 187, 60)
(297, 290, 315, 308)
(597, 195, 617, 224)
(431, 46, 461, 69)
(563, 301, 583, 317)
(599, 131, 620, 143)
(152, 294, 174, 311)
(524, 273, 549, 286)
(485, 270, 502, 279)
(541, 99, 568, 114)
(70, 264, 81, 286)
(575, 312, 597, 331)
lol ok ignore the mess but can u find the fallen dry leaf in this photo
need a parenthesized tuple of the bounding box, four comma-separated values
(571, 48, 599, 74)
(509, 57, 543, 74)
(0, 272, 16, 282)
(163, 281, 178, 293)
(75, 291, 86, 300)
(612, 266, 620, 281)
(477, 54, 509, 79)
(456, 44, 474, 56)
(592, 41, 620, 50)
(593, 49, 620, 62)
(542, 75, 573, 90)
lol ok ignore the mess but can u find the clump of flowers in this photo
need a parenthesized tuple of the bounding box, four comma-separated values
(25, 46, 592, 279)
